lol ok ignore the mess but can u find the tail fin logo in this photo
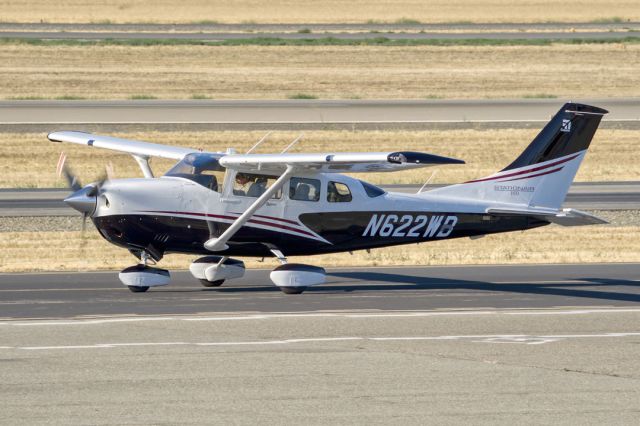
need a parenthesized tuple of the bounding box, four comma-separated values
(561, 119, 572, 133)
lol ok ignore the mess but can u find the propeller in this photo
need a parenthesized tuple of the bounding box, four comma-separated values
(56, 152, 110, 235)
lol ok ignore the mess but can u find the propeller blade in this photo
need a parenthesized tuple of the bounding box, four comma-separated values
(81, 212, 88, 235)
(57, 152, 82, 192)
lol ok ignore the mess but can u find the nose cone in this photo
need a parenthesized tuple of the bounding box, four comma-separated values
(64, 185, 97, 214)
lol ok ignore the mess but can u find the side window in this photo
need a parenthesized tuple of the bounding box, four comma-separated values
(233, 173, 282, 199)
(289, 177, 321, 202)
(198, 170, 225, 192)
(327, 181, 352, 203)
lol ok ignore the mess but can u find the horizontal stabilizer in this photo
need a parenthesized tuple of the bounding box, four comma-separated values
(546, 208, 608, 226)
(486, 207, 557, 217)
(487, 207, 607, 226)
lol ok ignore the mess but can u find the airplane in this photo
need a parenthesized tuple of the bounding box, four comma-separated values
(49, 102, 608, 294)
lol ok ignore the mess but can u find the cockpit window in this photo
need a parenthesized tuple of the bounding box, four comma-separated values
(233, 172, 282, 199)
(327, 181, 352, 203)
(164, 153, 225, 191)
(289, 177, 320, 202)
(359, 180, 386, 198)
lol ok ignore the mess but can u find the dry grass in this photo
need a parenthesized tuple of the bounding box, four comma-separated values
(1, 1, 638, 24)
(0, 224, 637, 273)
(1, 128, 637, 189)
(1, 43, 639, 100)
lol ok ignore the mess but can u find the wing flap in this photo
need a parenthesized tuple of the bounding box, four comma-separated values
(48, 131, 196, 160)
(219, 151, 464, 174)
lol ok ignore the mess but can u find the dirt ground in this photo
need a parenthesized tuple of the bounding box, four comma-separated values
(1, 43, 639, 100)
(1, 128, 636, 188)
(0, 220, 637, 272)
(1, 0, 638, 24)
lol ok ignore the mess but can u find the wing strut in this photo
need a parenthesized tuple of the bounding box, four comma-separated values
(204, 166, 295, 252)
(132, 155, 154, 178)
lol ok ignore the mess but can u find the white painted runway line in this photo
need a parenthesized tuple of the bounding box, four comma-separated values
(4, 332, 640, 350)
(2, 307, 640, 326)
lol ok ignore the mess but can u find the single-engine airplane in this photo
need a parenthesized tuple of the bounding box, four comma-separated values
(49, 102, 608, 294)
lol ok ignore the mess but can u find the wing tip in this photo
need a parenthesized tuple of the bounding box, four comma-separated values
(388, 151, 465, 165)
(48, 130, 91, 142)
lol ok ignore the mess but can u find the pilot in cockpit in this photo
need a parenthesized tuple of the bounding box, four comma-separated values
(233, 173, 251, 196)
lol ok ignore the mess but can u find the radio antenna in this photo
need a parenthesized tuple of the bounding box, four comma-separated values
(246, 131, 272, 154)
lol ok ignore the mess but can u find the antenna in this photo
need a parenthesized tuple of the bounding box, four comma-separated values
(417, 170, 438, 194)
(281, 133, 304, 153)
(246, 131, 272, 154)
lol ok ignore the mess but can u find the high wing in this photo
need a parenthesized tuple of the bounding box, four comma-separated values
(219, 151, 464, 174)
(48, 131, 196, 160)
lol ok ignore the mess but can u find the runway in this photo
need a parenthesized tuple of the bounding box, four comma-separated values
(1, 182, 638, 216)
(1, 263, 638, 319)
(2, 21, 638, 33)
(1, 263, 639, 423)
(1, 98, 639, 132)
(3, 30, 637, 42)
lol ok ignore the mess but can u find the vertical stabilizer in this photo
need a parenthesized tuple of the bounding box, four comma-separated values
(426, 103, 607, 210)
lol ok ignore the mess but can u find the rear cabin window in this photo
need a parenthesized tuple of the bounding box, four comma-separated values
(327, 181, 352, 203)
(289, 177, 321, 202)
(232, 173, 282, 199)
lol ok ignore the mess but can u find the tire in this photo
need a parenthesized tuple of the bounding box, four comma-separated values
(200, 279, 225, 287)
(280, 286, 307, 295)
(128, 286, 149, 293)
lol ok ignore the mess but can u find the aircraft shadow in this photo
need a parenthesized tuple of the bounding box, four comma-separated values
(324, 272, 640, 303)
(203, 271, 640, 304)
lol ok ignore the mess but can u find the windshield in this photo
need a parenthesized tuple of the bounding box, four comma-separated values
(359, 180, 386, 198)
(164, 153, 225, 191)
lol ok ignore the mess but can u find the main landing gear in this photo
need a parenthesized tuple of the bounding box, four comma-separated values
(267, 250, 326, 294)
(119, 251, 325, 294)
(118, 251, 170, 293)
(189, 256, 246, 287)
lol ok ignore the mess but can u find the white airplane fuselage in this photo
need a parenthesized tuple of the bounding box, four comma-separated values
(91, 172, 548, 259)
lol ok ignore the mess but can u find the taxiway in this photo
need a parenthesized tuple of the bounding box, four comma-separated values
(2, 98, 640, 132)
(1, 263, 639, 424)
(1, 263, 638, 319)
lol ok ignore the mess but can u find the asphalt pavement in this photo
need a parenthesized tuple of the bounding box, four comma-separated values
(1, 263, 638, 319)
(1, 263, 639, 424)
(1, 99, 639, 132)
(1, 21, 638, 33)
(3, 30, 637, 41)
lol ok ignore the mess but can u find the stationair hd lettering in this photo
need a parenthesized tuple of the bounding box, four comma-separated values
(494, 185, 535, 196)
(363, 214, 458, 238)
